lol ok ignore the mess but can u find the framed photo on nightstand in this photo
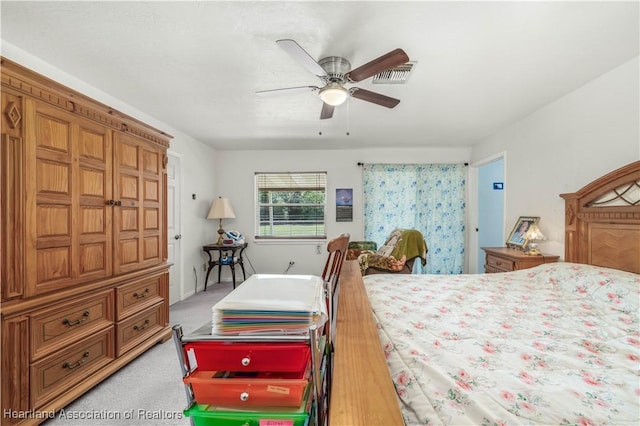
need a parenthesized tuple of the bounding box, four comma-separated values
(506, 216, 539, 249)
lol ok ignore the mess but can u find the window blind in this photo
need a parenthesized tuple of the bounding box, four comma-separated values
(255, 172, 327, 239)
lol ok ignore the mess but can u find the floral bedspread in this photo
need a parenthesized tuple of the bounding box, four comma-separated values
(363, 263, 640, 426)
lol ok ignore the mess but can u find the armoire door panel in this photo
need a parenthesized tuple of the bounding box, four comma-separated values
(144, 208, 159, 230)
(79, 206, 105, 234)
(118, 239, 140, 265)
(36, 205, 70, 238)
(78, 125, 108, 162)
(36, 160, 71, 195)
(119, 208, 138, 231)
(79, 168, 106, 198)
(142, 149, 159, 174)
(36, 246, 71, 283)
(35, 113, 70, 153)
(79, 243, 107, 274)
(119, 174, 139, 200)
(144, 178, 159, 202)
(143, 236, 160, 260)
(117, 142, 138, 169)
(113, 132, 164, 274)
(26, 100, 113, 296)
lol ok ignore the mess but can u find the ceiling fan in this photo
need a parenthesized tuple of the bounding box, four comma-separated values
(256, 39, 410, 120)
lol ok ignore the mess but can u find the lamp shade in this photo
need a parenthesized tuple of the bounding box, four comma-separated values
(524, 224, 544, 241)
(207, 197, 236, 220)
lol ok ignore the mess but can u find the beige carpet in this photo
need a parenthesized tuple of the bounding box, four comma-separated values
(43, 282, 235, 425)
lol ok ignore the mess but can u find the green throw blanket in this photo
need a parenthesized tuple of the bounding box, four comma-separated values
(391, 229, 427, 266)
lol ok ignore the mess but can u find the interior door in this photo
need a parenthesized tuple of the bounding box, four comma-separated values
(167, 152, 182, 305)
(477, 158, 505, 272)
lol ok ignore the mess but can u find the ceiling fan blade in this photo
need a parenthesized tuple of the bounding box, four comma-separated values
(320, 103, 335, 120)
(256, 86, 319, 96)
(350, 88, 400, 108)
(345, 48, 409, 83)
(276, 39, 328, 77)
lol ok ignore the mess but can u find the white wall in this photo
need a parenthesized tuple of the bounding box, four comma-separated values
(471, 56, 640, 258)
(215, 147, 471, 277)
(168, 141, 218, 297)
(2, 42, 219, 299)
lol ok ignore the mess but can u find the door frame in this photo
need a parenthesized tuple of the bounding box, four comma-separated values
(469, 152, 507, 273)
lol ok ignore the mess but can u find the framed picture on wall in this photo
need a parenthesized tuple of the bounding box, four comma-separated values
(336, 188, 353, 222)
(505, 216, 540, 249)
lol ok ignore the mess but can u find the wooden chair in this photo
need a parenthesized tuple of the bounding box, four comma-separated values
(321, 233, 350, 403)
(322, 233, 350, 291)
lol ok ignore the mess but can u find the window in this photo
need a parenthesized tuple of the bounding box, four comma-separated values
(255, 172, 327, 240)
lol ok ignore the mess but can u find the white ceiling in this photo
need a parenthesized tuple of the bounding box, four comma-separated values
(1, 1, 638, 151)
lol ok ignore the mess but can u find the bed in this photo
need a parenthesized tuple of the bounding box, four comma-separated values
(330, 161, 639, 426)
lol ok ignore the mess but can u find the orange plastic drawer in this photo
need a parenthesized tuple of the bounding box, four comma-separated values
(183, 341, 310, 373)
(184, 369, 310, 407)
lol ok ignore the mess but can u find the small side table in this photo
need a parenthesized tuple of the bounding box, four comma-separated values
(202, 242, 248, 290)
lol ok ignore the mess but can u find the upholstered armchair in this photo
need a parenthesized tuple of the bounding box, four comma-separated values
(347, 229, 427, 275)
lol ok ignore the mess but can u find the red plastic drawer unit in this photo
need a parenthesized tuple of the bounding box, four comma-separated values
(184, 368, 310, 407)
(183, 341, 310, 373)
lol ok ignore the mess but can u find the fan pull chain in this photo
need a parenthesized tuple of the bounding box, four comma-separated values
(346, 98, 350, 136)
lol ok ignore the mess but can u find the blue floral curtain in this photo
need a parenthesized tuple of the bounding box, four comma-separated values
(363, 163, 466, 274)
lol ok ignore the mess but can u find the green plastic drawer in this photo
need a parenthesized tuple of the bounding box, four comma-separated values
(184, 403, 310, 426)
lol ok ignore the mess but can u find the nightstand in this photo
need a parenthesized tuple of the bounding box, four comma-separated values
(482, 247, 559, 273)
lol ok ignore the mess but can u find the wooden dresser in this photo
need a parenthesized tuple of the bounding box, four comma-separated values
(482, 247, 560, 273)
(1, 58, 173, 425)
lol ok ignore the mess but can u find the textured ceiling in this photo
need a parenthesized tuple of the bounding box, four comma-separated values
(1, 1, 638, 150)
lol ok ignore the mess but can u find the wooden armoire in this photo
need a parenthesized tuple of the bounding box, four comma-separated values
(1, 58, 173, 424)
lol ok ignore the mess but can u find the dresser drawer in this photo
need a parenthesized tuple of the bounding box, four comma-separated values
(486, 254, 515, 272)
(116, 276, 164, 320)
(30, 290, 114, 361)
(183, 341, 310, 373)
(30, 327, 115, 408)
(115, 302, 164, 356)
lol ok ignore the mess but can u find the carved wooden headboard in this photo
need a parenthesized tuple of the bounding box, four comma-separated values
(560, 161, 640, 273)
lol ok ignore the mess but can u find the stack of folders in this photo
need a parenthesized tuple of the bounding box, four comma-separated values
(212, 274, 327, 335)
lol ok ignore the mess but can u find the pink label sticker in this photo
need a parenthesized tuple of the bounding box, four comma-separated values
(259, 420, 293, 426)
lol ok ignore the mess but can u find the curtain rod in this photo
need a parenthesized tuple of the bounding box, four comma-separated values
(357, 162, 469, 166)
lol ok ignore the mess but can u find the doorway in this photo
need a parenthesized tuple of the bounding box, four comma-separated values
(476, 156, 505, 272)
(167, 152, 183, 305)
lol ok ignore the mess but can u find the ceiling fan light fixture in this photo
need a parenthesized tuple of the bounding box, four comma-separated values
(319, 83, 348, 106)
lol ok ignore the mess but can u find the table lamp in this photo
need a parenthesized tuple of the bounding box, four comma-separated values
(207, 197, 236, 244)
(524, 224, 544, 255)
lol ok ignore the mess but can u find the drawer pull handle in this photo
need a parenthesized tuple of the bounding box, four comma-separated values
(133, 319, 150, 331)
(62, 311, 90, 326)
(133, 289, 150, 299)
(62, 351, 90, 370)
(240, 392, 249, 402)
(241, 356, 251, 367)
